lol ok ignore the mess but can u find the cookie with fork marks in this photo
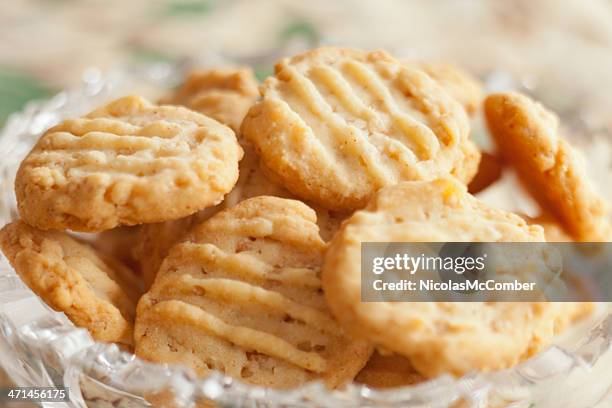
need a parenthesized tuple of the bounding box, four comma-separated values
(242, 47, 474, 212)
(134, 196, 371, 388)
(15, 95, 243, 232)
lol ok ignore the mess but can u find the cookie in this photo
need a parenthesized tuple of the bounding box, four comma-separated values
(411, 62, 484, 116)
(0, 220, 141, 345)
(242, 47, 474, 212)
(484, 92, 610, 241)
(322, 177, 556, 378)
(354, 351, 423, 389)
(15, 95, 243, 232)
(134, 196, 372, 388)
(160, 67, 259, 132)
(134, 145, 345, 288)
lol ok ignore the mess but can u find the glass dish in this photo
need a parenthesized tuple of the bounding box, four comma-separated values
(0, 58, 611, 408)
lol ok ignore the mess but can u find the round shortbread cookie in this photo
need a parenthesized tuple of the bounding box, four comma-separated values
(242, 47, 474, 211)
(134, 196, 372, 388)
(160, 67, 259, 132)
(322, 177, 557, 378)
(484, 92, 610, 241)
(0, 220, 142, 345)
(16, 95, 243, 232)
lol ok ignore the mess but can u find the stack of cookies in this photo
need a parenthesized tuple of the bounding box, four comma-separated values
(0, 47, 608, 391)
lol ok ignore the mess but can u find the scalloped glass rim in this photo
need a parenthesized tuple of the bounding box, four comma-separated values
(0, 60, 610, 408)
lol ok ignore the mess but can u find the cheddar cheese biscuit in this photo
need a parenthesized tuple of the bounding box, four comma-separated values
(485, 92, 610, 241)
(242, 47, 474, 211)
(16, 95, 242, 232)
(135, 197, 371, 388)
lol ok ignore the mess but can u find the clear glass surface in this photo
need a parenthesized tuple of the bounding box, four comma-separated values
(0, 59, 611, 408)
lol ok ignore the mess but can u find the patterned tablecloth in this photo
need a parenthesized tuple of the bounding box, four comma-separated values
(1, 1, 612, 406)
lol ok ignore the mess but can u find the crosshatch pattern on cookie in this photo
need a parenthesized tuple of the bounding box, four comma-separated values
(15, 95, 242, 232)
(242, 47, 474, 211)
(135, 197, 371, 389)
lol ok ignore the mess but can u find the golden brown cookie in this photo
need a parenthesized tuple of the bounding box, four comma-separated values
(160, 68, 259, 132)
(16, 95, 243, 232)
(134, 197, 372, 388)
(242, 47, 474, 212)
(412, 62, 484, 116)
(323, 177, 556, 378)
(484, 92, 610, 241)
(354, 351, 423, 389)
(0, 220, 141, 345)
